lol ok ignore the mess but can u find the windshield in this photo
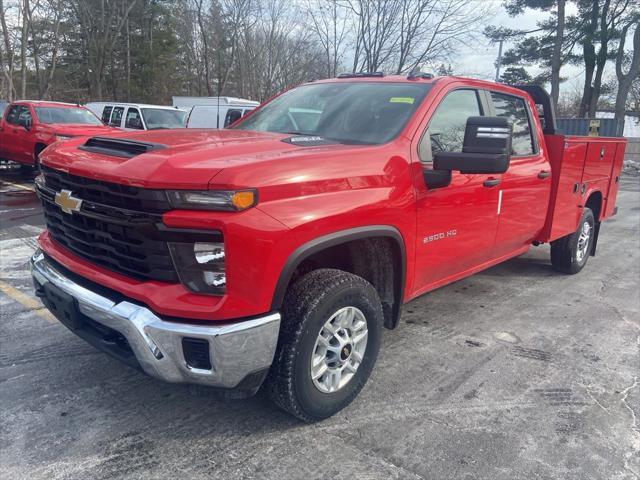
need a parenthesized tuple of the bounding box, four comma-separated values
(234, 82, 431, 145)
(35, 107, 103, 125)
(141, 108, 187, 130)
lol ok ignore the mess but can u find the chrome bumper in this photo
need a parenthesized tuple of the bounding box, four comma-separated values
(30, 250, 280, 389)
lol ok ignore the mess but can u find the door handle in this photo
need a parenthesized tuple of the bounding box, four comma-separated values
(483, 178, 501, 188)
(538, 170, 550, 179)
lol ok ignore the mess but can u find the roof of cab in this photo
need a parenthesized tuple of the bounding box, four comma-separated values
(12, 100, 82, 108)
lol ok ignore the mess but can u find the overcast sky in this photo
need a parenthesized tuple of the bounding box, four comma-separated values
(451, 0, 593, 98)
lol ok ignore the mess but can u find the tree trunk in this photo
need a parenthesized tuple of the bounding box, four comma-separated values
(579, 0, 599, 118)
(587, 0, 611, 117)
(614, 24, 640, 136)
(0, 0, 16, 101)
(20, 0, 29, 99)
(550, 0, 565, 110)
(126, 16, 131, 101)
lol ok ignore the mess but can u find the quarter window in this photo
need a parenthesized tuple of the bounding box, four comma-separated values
(419, 89, 482, 162)
(490, 92, 535, 156)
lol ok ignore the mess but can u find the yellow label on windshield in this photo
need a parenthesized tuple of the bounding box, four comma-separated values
(389, 97, 415, 104)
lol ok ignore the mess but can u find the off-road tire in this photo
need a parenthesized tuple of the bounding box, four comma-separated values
(265, 268, 384, 422)
(550, 207, 595, 274)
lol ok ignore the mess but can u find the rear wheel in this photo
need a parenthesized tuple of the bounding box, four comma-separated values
(550, 208, 595, 274)
(266, 268, 383, 422)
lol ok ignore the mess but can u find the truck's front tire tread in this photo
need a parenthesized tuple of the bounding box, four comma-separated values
(265, 268, 383, 422)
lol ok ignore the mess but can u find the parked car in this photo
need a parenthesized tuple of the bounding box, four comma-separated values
(32, 75, 626, 422)
(0, 99, 8, 116)
(85, 102, 188, 130)
(186, 104, 257, 128)
(172, 96, 259, 128)
(0, 100, 118, 171)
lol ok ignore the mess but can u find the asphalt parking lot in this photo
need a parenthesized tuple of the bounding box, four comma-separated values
(1, 171, 638, 480)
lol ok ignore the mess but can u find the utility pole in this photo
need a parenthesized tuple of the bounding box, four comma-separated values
(494, 38, 504, 83)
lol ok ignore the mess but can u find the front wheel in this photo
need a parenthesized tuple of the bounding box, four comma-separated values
(550, 207, 595, 274)
(265, 268, 383, 422)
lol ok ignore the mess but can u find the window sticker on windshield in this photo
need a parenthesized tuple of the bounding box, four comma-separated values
(389, 97, 415, 104)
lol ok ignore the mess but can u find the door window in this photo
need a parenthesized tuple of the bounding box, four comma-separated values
(125, 108, 144, 129)
(490, 92, 535, 156)
(224, 109, 243, 127)
(109, 106, 124, 127)
(419, 89, 482, 162)
(101, 106, 113, 123)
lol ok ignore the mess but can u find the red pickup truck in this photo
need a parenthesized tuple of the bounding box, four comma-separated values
(0, 100, 117, 171)
(30, 75, 626, 421)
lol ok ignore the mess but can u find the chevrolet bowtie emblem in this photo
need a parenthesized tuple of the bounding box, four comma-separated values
(54, 189, 83, 214)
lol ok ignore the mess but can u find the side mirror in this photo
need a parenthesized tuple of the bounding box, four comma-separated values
(423, 116, 513, 189)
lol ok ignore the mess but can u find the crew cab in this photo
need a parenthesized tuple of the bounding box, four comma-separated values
(0, 101, 118, 171)
(30, 75, 626, 422)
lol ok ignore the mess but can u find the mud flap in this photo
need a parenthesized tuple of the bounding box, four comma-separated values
(590, 222, 601, 256)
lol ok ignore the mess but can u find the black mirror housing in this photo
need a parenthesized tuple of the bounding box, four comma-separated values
(433, 116, 513, 175)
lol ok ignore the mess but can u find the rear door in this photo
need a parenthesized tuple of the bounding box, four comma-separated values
(413, 88, 501, 292)
(488, 91, 551, 255)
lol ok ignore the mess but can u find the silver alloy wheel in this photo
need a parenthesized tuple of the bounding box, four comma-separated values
(576, 220, 592, 263)
(311, 306, 368, 394)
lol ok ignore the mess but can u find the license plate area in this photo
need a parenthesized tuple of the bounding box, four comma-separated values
(41, 282, 83, 330)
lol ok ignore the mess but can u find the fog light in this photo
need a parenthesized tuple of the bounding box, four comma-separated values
(194, 243, 225, 264)
(168, 241, 226, 295)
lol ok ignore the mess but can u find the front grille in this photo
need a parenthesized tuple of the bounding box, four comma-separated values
(39, 167, 178, 282)
(41, 166, 170, 213)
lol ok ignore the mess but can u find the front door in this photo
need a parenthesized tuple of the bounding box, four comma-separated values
(2, 105, 32, 164)
(412, 88, 501, 294)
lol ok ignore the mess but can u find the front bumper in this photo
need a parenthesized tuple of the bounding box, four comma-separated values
(31, 250, 280, 390)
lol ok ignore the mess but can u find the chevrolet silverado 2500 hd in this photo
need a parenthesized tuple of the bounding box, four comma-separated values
(0, 101, 117, 171)
(30, 75, 626, 421)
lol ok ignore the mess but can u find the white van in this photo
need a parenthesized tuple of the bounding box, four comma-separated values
(85, 102, 188, 131)
(172, 96, 259, 129)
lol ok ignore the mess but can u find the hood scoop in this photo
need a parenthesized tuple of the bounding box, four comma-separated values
(79, 137, 166, 159)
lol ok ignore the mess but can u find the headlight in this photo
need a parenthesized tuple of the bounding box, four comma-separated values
(166, 189, 257, 211)
(168, 242, 226, 295)
(56, 135, 74, 142)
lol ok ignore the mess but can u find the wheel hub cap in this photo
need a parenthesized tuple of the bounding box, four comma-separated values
(311, 306, 368, 394)
(576, 221, 592, 262)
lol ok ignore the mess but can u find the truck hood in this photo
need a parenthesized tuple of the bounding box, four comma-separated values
(44, 124, 120, 137)
(40, 129, 352, 189)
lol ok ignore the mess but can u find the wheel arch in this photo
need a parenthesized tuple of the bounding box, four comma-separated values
(584, 190, 603, 222)
(271, 226, 406, 329)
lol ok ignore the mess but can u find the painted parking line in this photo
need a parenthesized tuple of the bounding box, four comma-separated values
(0, 180, 35, 192)
(0, 280, 57, 324)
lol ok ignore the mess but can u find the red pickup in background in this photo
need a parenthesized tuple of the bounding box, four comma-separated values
(0, 100, 118, 172)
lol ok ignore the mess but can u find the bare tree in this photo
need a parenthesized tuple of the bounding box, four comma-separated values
(305, 0, 348, 77)
(0, 0, 17, 100)
(71, 0, 137, 100)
